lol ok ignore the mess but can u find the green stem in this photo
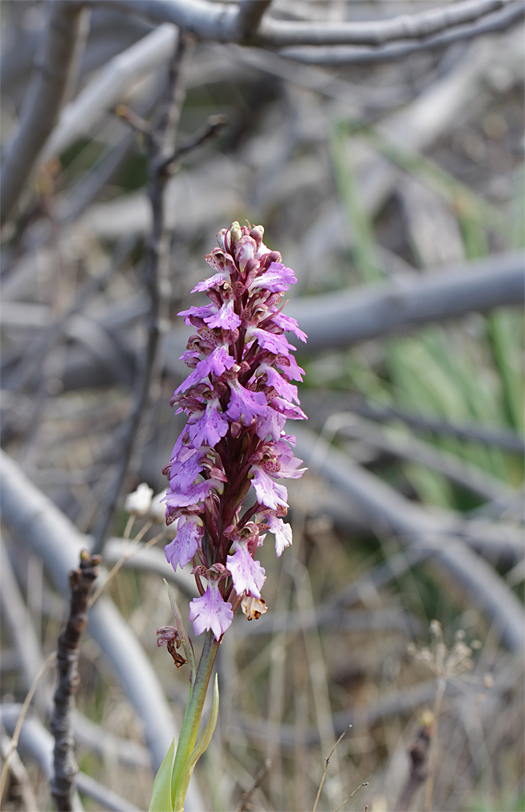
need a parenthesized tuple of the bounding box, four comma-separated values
(170, 630, 219, 808)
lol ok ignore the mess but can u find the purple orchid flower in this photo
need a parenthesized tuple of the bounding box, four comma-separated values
(162, 221, 307, 641)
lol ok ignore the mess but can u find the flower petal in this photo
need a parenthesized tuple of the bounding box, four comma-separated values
(227, 542, 266, 598)
(164, 516, 203, 570)
(188, 581, 234, 640)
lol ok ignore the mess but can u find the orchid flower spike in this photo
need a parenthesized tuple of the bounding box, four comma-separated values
(163, 222, 307, 640)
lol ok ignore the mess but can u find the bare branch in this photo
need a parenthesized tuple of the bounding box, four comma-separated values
(0, 454, 176, 774)
(91, 32, 193, 555)
(72, 712, 149, 769)
(164, 113, 228, 168)
(0, 729, 38, 812)
(319, 397, 525, 455)
(236, 0, 273, 39)
(322, 414, 514, 502)
(0, 1, 86, 226)
(1, 707, 143, 812)
(0, 537, 47, 704)
(233, 657, 520, 749)
(43, 24, 178, 160)
(81, 0, 520, 49)
(279, 1, 525, 64)
(257, 0, 520, 48)
(293, 428, 525, 652)
(235, 758, 272, 812)
(162, 251, 525, 363)
(50, 552, 100, 812)
(104, 538, 197, 597)
(83, 0, 239, 40)
(287, 252, 524, 352)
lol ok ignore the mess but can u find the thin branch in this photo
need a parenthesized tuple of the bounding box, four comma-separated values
(162, 250, 525, 362)
(50, 551, 100, 812)
(0, 707, 143, 812)
(323, 413, 513, 502)
(334, 782, 369, 812)
(279, 1, 525, 64)
(229, 606, 421, 639)
(233, 677, 461, 750)
(103, 537, 197, 597)
(88, 528, 163, 608)
(235, 758, 272, 812)
(395, 722, 432, 811)
(0, 451, 204, 802)
(230, 657, 520, 756)
(162, 113, 228, 169)
(336, 398, 525, 455)
(0, 729, 38, 812)
(0, 1, 86, 226)
(236, 0, 273, 39)
(0, 236, 136, 445)
(284, 251, 525, 353)
(0, 653, 57, 802)
(312, 727, 351, 812)
(81, 0, 519, 48)
(91, 31, 193, 555)
(293, 428, 525, 652)
(43, 24, 178, 160)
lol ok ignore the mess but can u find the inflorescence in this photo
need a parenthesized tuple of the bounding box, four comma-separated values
(161, 221, 307, 640)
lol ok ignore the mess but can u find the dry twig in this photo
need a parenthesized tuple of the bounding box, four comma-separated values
(50, 551, 100, 811)
(312, 726, 351, 812)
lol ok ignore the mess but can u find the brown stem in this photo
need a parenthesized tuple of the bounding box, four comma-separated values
(395, 721, 432, 812)
(50, 550, 100, 811)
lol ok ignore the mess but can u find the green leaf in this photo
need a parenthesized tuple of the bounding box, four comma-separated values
(163, 579, 196, 684)
(148, 737, 176, 812)
(173, 674, 219, 812)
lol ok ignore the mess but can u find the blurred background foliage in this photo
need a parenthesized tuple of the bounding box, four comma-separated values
(1, 1, 524, 811)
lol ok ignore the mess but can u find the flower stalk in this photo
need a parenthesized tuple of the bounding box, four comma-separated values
(171, 632, 219, 811)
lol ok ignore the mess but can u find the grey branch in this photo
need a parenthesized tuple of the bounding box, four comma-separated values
(104, 538, 197, 597)
(233, 678, 463, 749)
(320, 414, 514, 503)
(0, 1, 86, 226)
(0, 706, 143, 812)
(43, 24, 178, 160)
(236, 0, 273, 38)
(288, 476, 524, 565)
(280, 1, 525, 64)
(81, 0, 519, 48)
(286, 251, 525, 353)
(91, 32, 192, 554)
(0, 729, 38, 812)
(162, 251, 525, 367)
(293, 428, 525, 652)
(0, 537, 48, 706)
(72, 712, 149, 769)
(233, 658, 519, 749)
(0, 450, 205, 811)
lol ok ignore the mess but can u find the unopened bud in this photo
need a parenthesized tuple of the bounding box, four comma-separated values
(229, 221, 242, 245)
